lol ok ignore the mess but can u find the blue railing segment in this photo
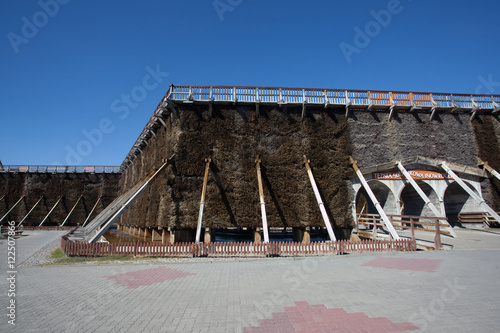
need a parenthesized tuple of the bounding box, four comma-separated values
(327, 90, 347, 105)
(347, 91, 370, 105)
(432, 94, 454, 108)
(236, 88, 257, 102)
(473, 96, 494, 109)
(167, 86, 499, 112)
(453, 94, 474, 109)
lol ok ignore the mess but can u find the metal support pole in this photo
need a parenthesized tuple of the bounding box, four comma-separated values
(17, 196, 43, 227)
(396, 161, 457, 237)
(350, 157, 400, 240)
(0, 196, 25, 224)
(39, 196, 63, 226)
(61, 195, 82, 226)
(441, 162, 500, 225)
(195, 158, 211, 243)
(303, 156, 336, 241)
(82, 196, 101, 227)
(255, 156, 269, 243)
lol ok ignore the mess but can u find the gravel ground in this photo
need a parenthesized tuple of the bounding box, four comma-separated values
(17, 237, 62, 268)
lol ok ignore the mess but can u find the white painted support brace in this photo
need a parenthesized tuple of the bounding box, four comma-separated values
(396, 162, 457, 237)
(39, 196, 63, 226)
(255, 157, 269, 243)
(17, 196, 43, 227)
(441, 162, 500, 225)
(481, 161, 500, 182)
(303, 156, 336, 241)
(0, 196, 25, 223)
(350, 157, 400, 240)
(195, 158, 211, 243)
(61, 195, 82, 226)
(82, 196, 101, 227)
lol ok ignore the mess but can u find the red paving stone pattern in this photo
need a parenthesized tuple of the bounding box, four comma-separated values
(244, 301, 420, 333)
(104, 266, 196, 289)
(361, 257, 442, 272)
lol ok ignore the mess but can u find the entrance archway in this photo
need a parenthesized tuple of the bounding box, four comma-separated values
(355, 180, 398, 215)
(400, 181, 439, 217)
(444, 181, 477, 226)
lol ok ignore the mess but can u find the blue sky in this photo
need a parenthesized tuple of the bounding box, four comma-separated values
(1, 0, 500, 166)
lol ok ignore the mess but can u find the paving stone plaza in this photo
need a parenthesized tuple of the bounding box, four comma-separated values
(2, 230, 500, 332)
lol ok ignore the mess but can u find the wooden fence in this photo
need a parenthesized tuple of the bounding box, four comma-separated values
(61, 236, 416, 257)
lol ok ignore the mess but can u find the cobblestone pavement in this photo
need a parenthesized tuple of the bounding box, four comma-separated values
(1, 232, 500, 332)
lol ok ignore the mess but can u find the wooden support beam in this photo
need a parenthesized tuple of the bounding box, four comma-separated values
(157, 117, 167, 128)
(388, 104, 396, 121)
(430, 107, 437, 120)
(61, 195, 82, 226)
(39, 196, 63, 226)
(301, 102, 306, 121)
(350, 157, 400, 240)
(479, 159, 500, 182)
(0, 195, 25, 224)
(255, 156, 269, 243)
(396, 161, 456, 237)
(441, 162, 500, 225)
(195, 157, 211, 243)
(18, 196, 43, 227)
(303, 156, 336, 241)
(82, 196, 101, 227)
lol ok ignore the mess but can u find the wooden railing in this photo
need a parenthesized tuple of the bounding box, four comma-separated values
(458, 212, 499, 227)
(356, 213, 450, 250)
(60, 235, 416, 257)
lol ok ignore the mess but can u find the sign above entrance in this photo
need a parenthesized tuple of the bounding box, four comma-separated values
(372, 169, 452, 181)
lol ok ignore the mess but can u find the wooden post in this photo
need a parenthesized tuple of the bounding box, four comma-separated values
(254, 228, 262, 244)
(161, 229, 170, 244)
(255, 156, 269, 243)
(303, 226, 311, 244)
(204, 228, 214, 243)
(303, 156, 336, 241)
(410, 217, 415, 241)
(144, 228, 152, 242)
(196, 158, 211, 243)
(169, 228, 176, 244)
(434, 218, 441, 250)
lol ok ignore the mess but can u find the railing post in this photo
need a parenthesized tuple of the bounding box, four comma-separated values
(410, 217, 415, 241)
(434, 218, 441, 250)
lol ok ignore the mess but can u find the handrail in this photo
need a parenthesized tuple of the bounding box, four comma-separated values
(166, 85, 500, 109)
(356, 213, 448, 249)
(0, 165, 121, 173)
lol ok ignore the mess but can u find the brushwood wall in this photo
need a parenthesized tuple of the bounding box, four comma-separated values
(0, 173, 120, 226)
(119, 105, 500, 232)
(119, 105, 353, 233)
